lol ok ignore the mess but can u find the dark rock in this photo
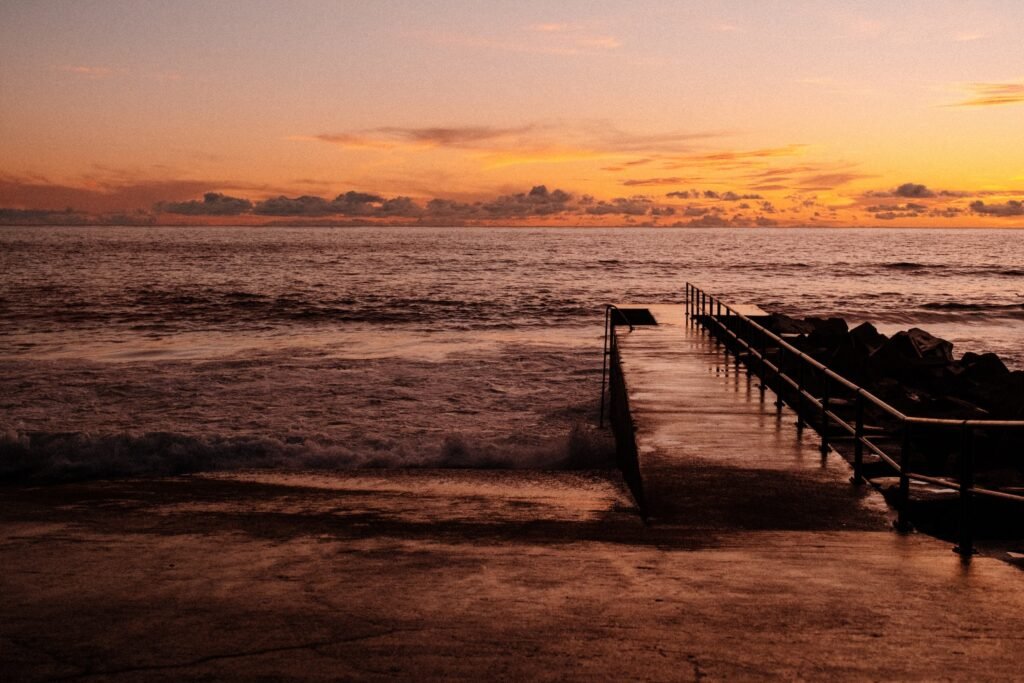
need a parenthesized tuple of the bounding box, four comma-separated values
(871, 328, 954, 379)
(953, 352, 1012, 409)
(960, 352, 1010, 383)
(764, 313, 814, 336)
(849, 322, 887, 356)
(806, 317, 849, 341)
(905, 327, 954, 362)
(989, 371, 1024, 420)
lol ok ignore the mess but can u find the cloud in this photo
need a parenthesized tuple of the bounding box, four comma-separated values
(253, 195, 334, 216)
(622, 177, 694, 187)
(970, 200, 1024, 216)
(873, 211, 921, 220)
(157, 192, 252, 215)
(251, 191, 424, 217)
(602, 157, 656, 171)
(307, 125, 538, 150)
(480, 185, 573, 217)
(720, 191, 763, 201)
(950, 82, 1024, 107)
(585, 196, 652, 216)
(674, 212, 774, 228)
(893, 182, 935, 198)
(0, 207, 154, 226)
(302, 121, 724, 160)
(418, 185, 576, 220)
(0, 174, 245, 213)
(953, 32, 985, 42)
(866, 203, 927, 213)
(796, 172, 874, 190)
(865, 183, 968, 199)
(660, 144, 806, 170)
(666, 191, 692, 199)
(60, 65, 116, 79)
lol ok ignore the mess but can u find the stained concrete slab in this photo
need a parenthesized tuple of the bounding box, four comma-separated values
(3, 469, 1024, 681)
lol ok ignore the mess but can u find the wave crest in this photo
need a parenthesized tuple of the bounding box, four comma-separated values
(0, 424, 615, 483)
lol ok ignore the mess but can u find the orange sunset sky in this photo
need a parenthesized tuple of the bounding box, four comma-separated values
(1, 0, 1023, 227)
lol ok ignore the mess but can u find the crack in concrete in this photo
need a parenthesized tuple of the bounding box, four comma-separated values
(49, 629, 401, 681)
(687, 653, 706, 681)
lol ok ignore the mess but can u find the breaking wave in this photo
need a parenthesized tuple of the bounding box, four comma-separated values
(0, 424, 615, 483)
(921, 301, 1024, 313)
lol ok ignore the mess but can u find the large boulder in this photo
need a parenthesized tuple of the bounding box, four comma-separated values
(850, 322, 887, 357)
(806, 317, 849, 340)
(989, 370, 1024, 420)
(952, 352, 1011, 409)
(764, 313, 815, 336)
(871, 328, 954, 377)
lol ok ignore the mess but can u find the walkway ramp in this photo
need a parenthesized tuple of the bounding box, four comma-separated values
(613, 303, 891, 530)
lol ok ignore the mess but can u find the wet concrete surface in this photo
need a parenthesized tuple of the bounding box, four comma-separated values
(3, 306, 1024, 680)
(3, 468, 1024, 681)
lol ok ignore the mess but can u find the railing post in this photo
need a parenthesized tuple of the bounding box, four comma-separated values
(896, 421, 913, 532)
(714, 299, 723, 349)
(735, 313, 743, 370)
(758, 327, 767, 398)
(852, 392, 865, 485)
(774, 344, 786, 410)
(820, 372, 830, 456)
(795, 362, 805, 431)
(600, 306, 610, 428)
(955, 424, 976, 557)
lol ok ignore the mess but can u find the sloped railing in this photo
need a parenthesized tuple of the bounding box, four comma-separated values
(685, 282, 1024, 557)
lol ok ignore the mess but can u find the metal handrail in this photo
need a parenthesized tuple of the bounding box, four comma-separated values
(684, 282, 1024, 556)
(600, 305, 632, 427)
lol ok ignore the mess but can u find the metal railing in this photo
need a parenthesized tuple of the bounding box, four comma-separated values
(600, 305, 632, 427)
(685, 282, 1024, 556)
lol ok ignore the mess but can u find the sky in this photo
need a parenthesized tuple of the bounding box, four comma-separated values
(1, 0, 1024, 227)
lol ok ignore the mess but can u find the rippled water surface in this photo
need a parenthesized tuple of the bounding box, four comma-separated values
(2, 226, 1022, 479)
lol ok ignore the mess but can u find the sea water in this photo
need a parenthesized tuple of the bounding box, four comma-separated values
(1, 226, 1021, 479)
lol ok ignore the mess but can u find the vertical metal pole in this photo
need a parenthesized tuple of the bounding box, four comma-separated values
(759, 327, 767, 398)
(820, 373, 830, 456)
(599, 307, 610, 428)
(795, 361, 805, 430)
(852, 392, 865, 485)
(733, 313, 741, 370)
(721, 303, 727, 351)
(775, 344, 786, 410)
(714, 299, 722, 348)
(955, 425, 976, 557)
(896, 422, 913, 532)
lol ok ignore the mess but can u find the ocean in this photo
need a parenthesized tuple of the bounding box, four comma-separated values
(1, 226, 1022, 480)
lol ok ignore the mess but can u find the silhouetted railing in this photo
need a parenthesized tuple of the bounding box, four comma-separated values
(685, 282, 1024, 557)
